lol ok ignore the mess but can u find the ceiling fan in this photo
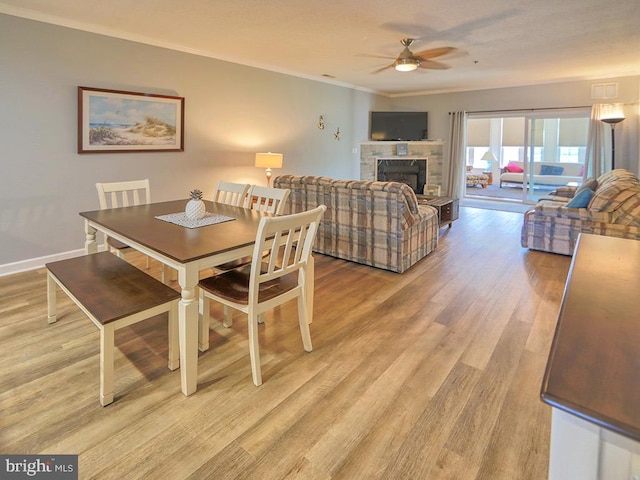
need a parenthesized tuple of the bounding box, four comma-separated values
(373, 38, 456, 73)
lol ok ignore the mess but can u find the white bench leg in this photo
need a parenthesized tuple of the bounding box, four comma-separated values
(47, 273, 57, 324)
(100, 325, 115, 406)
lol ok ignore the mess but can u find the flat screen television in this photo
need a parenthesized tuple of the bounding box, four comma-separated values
(370, 111, 428, 141)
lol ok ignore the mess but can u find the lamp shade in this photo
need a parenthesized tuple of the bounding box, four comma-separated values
(481, 151, 497, 163)
(255, 152, 283, 169)
(599, 103, 625, 124)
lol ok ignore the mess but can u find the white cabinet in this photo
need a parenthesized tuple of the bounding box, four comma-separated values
(541, 234, 640, 480)
(549, 409, 640, 480)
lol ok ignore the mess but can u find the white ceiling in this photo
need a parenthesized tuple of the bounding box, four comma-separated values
(2, 0, 640, 96)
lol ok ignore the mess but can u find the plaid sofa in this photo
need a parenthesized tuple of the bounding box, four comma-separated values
(521, 169, 640, 255)
(274, 175, 439, 273)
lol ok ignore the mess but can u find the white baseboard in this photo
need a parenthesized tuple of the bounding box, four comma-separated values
(0, 246, 106, 277)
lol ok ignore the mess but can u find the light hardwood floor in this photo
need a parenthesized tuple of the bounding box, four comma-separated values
(0, 206, 572, 479)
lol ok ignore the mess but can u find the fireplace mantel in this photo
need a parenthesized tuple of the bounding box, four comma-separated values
(360, 141, 444, 194)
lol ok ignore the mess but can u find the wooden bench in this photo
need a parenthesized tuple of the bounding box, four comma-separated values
(46, 252, 181, 406)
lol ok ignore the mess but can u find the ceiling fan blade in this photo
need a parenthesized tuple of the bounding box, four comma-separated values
(417, 60, 450, 70)
(372, 64, 395, 74)
(413, 46, 457, 60)
(361, 53, 397, 60)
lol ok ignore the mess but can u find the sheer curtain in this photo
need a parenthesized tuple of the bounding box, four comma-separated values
(447, 111, 467, 198)
(584, 104, 608, 179)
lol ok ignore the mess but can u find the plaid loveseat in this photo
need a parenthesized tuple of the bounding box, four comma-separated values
(274, 175, 439, 273)
(521, 169, 640, 255)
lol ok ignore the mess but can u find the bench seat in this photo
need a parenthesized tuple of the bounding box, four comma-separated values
(46, 252, 181, 406)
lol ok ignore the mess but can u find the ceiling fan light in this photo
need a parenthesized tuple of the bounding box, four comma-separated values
(395, 59, 418, 72)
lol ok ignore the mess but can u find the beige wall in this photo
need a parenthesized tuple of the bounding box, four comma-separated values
(1, 12, 638, 271)
(0, 14, 384, 268)
(388, 77, 640, 186)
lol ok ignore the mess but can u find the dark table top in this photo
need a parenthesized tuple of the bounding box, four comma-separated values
(80, 200, 269, 264)
(540, 233, 640, 442)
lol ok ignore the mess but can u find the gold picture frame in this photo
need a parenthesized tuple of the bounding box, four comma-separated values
(78, 86, 184, 153)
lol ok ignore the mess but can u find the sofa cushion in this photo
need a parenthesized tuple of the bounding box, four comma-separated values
(614, 193, 640, 226)
(597, 169, 640, 187)
(566, 188, 594, 208)
(575, 177, 598, 196)
(589, 181, 640, 212)
(540, 165, 564, 176)
(505, 161, 523, 173)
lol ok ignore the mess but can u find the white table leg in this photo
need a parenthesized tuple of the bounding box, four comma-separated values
(178, 267, 199, 396)
(85, 220, 98, 254)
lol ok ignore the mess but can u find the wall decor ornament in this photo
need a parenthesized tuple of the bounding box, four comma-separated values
(78, 86, 185, 153)
(334, 127, 341, 140)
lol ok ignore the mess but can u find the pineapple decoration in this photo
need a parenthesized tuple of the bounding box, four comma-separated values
(185, 189, 206, 220)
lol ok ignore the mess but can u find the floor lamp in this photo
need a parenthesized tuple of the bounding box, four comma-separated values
(600, 104, 625, 170)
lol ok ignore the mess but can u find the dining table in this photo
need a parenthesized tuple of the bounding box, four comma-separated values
(80, 199, 316, 396)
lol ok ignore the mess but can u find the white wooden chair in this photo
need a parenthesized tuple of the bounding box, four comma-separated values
(213, 180, 250, 207)
(199, 185, 292, 348)
(198, 205, 326, 386)
(244, 185, 290, 215)
(95, 179, 172, 283)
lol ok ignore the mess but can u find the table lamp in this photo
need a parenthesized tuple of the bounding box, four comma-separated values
(255, 152, 283, 186)
(481, 151, 497, 173)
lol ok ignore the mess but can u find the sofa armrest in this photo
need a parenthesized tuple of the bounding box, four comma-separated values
(534, 201, 613, 222)
(549, 186, 578, 198)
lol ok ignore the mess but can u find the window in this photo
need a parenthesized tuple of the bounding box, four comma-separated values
(465, 109, 590, 204)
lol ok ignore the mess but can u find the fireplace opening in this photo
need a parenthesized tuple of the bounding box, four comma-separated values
(376, 159, 426, 194)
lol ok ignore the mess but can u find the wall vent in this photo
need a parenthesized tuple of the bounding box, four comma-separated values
(591, 83, 618, 99)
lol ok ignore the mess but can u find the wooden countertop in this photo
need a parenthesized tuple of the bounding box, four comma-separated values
(541, 233, 640, 442)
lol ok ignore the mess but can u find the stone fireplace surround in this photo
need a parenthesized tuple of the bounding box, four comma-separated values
(360, 141, 444, 195)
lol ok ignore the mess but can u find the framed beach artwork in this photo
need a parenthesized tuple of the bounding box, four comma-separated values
(78, 86, 184, 153)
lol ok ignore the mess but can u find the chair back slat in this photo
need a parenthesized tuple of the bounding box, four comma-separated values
(213, 181, 250, 207)
(96, 179, 151, 209)
(249, 205, 326, 297)
(246, 185, 290, 215)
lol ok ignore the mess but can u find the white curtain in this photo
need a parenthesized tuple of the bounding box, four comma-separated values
(447, 111, 467, 198)
(584, 104, 608, 179)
